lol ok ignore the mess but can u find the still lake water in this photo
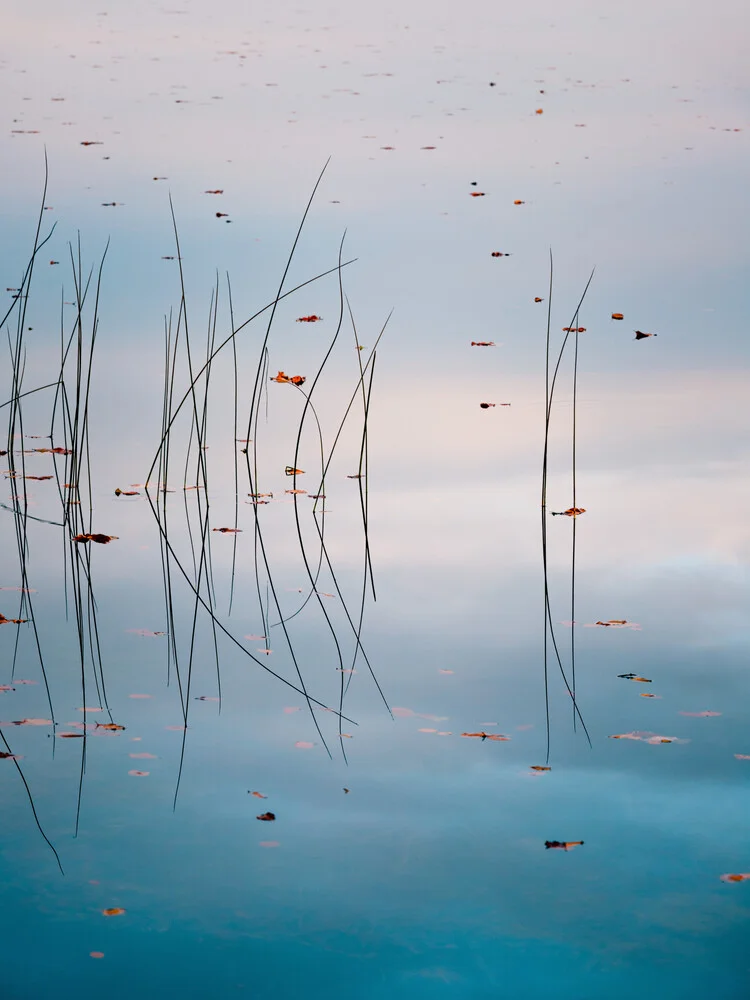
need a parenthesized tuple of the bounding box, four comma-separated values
(2, 0, 749, 996)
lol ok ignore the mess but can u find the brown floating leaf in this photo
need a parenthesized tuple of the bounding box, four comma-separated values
(204, 189, 224, 194)
(90, 952, 105, 959)
(0, 614, 29, 625)
(530, 765, 551, 771)
(212, 527, 242, 533)
(550, 508, 586, 517)
(720, 873, 750, 883)
(461, 731, 510, 741)
(256, 812, 276, 821)
(250, 791, 267, 798)
(270, 371, 306, 385)
(535, 108, 544, 114)
(296, 315, 322, 322)
(32, 446, 72, 455)
(102, 908, 125, 917)
(128, 770, 149, 776)
(513, 199, 525, 205)
(285, 467, 305, 476)
(562, 327, 586, 333)
(470, 192, 486, 197)
(114, 488, 140, 496)
(611, 313, 624, 320)
(479, 402, 496, 409)
(72, 533, 118, 544)
(96, 723, 126, 731)
(490, 252, 511, 257)
(635, 330, 657, 340)
(471, 341, 495, 346)
(545, 841, 584, 851)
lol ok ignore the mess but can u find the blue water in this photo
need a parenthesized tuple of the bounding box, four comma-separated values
(2, 0, 750, 995)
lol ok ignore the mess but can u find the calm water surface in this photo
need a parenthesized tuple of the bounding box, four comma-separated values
(2, 1, 749, 996)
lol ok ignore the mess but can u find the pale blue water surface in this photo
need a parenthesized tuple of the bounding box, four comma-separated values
(2, 0, 749, 997)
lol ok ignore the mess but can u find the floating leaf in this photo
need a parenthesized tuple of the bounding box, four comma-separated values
(285, 467, 305, 476)
(0, 614, 29, 625)
(250, 791, 267, 798)
(72, 533, 119, 544)
(471, 341, 495, 347)
(96, 723, 126, 731)
(611, 313, 624, 320)
(128, 770, 149, 776)
(635, 330, 657, 340)
(469, 192, 486, 197)
(296, 315, 322, 322)
(461, 731, 510, 741)
(212, 527, 242, 533)
(5, 718, 53, 727)
(479, 402, 496, 409)
(270, 371, 306, 385)
(530, 765, 551, 771)
(534, 297, 544, 302)
(256, 812, 275, 821)
(102, 908, 125, 917)
(680, 711, 721, 717)
(551, 507, 586, 517)
(545, 840, 584, 850)
(720, 873, 750, 883)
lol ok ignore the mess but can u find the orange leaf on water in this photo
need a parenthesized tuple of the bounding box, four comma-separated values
(461, 731, 510, 741)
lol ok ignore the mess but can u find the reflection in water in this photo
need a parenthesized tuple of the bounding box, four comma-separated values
(2, 176, 390, 861)
(2, 1, 749, 993)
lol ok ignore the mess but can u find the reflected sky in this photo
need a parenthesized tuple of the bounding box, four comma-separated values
(2, 0, 750, 997)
